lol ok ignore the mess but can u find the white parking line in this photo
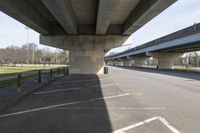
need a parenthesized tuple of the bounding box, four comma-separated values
(104, 93, 142, 96)
(113, 116, 180, 133)
(34, 88, 79, 94)
(87, 83, 119, 89)
(0, 93, 131, 118)
(53, 78, 111, 84)
(159, 117, 181, 133)
(52, 79, 99, 84)
(50, 107, 165, 110)
(34, 83, 119, 95)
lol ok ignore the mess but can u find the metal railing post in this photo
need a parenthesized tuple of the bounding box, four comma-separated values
(50, 69, 53, 78)
(66, 67, 69, 75)
(38, 70, 41, 83)
(17, 73, 22, 92)
(62, 67, 65, 74)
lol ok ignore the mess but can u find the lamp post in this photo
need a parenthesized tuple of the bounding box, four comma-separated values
(25, 26, 29, 64)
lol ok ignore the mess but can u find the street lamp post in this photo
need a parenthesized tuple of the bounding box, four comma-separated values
(25, 26, 29, 64)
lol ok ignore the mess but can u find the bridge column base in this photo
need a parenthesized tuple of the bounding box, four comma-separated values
(123, 59, 132, 67)
(69, 49, 104, 74)
(134, 56, 146, 67)
(147, 52, 183, 69)
(40, 35, 129, 74)
(117, 60, 124, 66)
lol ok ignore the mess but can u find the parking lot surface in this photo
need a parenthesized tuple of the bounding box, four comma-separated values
(0, 66, 200, 133)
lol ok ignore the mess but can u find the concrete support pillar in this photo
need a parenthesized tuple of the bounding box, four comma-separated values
(107, 60, 114, 66)
(117, 60, 123, 66)
(158, 57, 175, 69)
(147, 52, 183, 69)
(40, 35, 128, 74)
(134, 56, 146, 67)
(107, 60, 115, 66)
(123, 60, 131, 67)
(114, 60, 118, 66)
(69, 50, 104, 74)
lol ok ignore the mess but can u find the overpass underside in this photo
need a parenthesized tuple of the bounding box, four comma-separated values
(106, 24, 200, 69)
(0, 0, 176, 74)
(107, 54, 183, 69)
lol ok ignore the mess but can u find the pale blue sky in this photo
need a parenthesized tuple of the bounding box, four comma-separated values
(0, 0, 200, 53)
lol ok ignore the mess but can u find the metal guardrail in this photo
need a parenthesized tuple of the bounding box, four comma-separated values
(16, 67, 69, 92)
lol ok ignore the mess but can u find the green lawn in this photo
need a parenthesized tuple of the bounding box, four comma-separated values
(0, 67, 32, 75)
(0, 64, 67, 77)
(0, 64, 67, 88)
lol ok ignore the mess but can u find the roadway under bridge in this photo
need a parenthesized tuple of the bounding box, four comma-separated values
(0, 67, 200, 132)
(0, 0, 177, 74)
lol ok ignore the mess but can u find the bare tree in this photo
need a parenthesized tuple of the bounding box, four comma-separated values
(0, 43, 69, 65)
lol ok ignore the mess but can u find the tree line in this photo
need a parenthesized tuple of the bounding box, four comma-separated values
(0, 43, 69, 65)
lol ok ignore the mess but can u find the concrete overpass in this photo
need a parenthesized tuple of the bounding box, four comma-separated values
(105, 23, 200, 69)
(0, 0, 176, 74)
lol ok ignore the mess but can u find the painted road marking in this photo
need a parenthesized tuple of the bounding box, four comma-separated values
(50, 107, 165, 110)
(113, 116, 180, 133)
(104, 93, 142, 96)
(0, 93, 131, 118)
(53, 77, 111, 84)
(34, 83, 119, 95)
(34, 88, 79, 94)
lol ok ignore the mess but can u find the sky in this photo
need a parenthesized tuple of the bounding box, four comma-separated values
(0, 11, 57, 50)
(0, 0, 200, 53)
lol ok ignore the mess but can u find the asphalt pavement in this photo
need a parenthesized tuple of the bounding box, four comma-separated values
(0, 66, 199, 133)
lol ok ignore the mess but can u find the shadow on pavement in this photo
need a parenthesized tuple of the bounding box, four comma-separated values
(0, 75, 113, 133)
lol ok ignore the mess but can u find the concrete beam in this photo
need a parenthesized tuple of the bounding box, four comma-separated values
(42, 0, 78, 34)
(123, 0, 177, 35)
(40, 35, 128, 51)
(78, 24, 122, 35)
(96, 0, 119, 34)
(0, 0, 50, 34)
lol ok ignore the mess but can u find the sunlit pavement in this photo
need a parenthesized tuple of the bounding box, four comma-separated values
(0, 66, 200, 133)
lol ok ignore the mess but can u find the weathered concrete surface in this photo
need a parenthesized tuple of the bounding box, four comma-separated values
(40, 35, 128, 74)
(123, 0, 177, 35)
(105, 23, 200, 62)
(40, 35, 128, 51)
(109, 56, 147, 67)
(132, 56, 146, 67)
(69, 50, 104, 74)
(96, 0, 119, 34)
(147, 52, 183, 69)
(41, 0, 78, 34)
(122, 59, 131, 67)
(0, 0, 176, 35)
(40, 35, 127, 74)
